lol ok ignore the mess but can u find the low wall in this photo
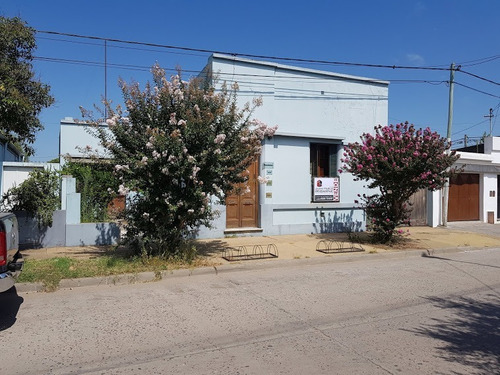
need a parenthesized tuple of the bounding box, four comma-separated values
(16, 210, 66, 249)
(15, 210, 120, 249)
(66, 222, 120, 247)
(194, 203, 366, 239)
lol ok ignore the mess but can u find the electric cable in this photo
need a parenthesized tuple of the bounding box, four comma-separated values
(36, 30, 456, 72)
(454, 82, 500, 99)
(458, 70, 500, 86)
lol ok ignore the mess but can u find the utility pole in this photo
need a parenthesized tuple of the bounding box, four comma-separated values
(484, 108, 494, 136)
(464, 134, 468, 147)
(104, 39, 108, 119)
(442, 63, 456, 227)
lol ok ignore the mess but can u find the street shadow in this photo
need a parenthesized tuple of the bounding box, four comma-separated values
(410, 294, 500, 374)
(0, 286, 24, 331)
(422, 254, 500, 270)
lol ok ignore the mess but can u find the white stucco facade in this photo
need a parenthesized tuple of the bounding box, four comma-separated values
(1, 162, 60, 197)
(197, 54, 389, 237)
(448, 136, 500, 224)
(0, 136, 27, 196)
(57, 54, 389, 238)
(59, 117, 111, 164)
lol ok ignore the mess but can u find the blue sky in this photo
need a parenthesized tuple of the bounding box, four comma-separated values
(1, 0, 499, 161)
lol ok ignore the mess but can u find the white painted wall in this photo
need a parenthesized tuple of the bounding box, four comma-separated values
(444, 136, 500, 224)
(2, 162, 60, 196)
(482, 173, 497, 222)
(484, 136, 500, 157)
(57, 55, 389, 237)
(59, 117, 111, 163)
(207, 54, 389, 235)
(210, 54, 388, 144)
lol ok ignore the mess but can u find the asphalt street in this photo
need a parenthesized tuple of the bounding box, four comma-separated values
(1, 247, 499, 374)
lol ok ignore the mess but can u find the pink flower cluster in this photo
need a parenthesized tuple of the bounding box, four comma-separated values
(339, 122, 459, 242)
(250, 119, 278, 139)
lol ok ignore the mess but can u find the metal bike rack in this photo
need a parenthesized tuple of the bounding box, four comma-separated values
(222, 243, 279, 261)
(316, 239, 364, 254)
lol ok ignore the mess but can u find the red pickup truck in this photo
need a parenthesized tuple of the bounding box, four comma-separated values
(0, 213, 23, 293)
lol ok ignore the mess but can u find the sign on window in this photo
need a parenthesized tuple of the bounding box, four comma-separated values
(313, 177, 340, 202)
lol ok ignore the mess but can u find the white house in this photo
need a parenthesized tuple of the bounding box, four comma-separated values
(59, 117, 110, 164)
(58, 54, 389, 238)
(442, 136, 500, 224)
(196, 54, 389, 237)
(0, 135, 60, 197)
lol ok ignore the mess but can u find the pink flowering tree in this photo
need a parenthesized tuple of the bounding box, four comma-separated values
(341, 122, 459, 243)
(84, 64, 277, 258)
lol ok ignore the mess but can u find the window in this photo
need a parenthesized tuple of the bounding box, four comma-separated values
(310, 143, 339, 177)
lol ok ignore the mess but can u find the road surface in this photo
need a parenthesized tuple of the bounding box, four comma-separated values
(1, 248, 499, 374)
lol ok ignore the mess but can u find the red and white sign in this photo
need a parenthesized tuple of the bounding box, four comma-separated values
(313, 177, 340, 202)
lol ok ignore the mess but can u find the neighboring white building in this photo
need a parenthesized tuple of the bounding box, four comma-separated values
(440, 136, 500, 224)
(0, 135, 25, 196)
(197, 54, 389, 237)
(0, 136, 57, 198)
(1, 162, 59, 197)
(59, 117, 110, 164)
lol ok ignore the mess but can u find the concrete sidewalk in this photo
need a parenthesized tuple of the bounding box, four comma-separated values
(15, 224, 500, 293)
(21, 223, 500, 262)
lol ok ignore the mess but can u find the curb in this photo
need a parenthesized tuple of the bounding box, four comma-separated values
(15, 245, 497, 293)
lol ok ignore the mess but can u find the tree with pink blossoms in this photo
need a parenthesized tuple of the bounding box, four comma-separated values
(84, 64, 277, 258)
(341, 122, 459, 243)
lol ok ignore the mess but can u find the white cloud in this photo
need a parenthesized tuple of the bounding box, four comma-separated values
(406, 53, 425, 65)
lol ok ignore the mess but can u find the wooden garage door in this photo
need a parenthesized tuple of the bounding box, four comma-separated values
(448, 173, 479, 221)
(226, 160, 259, 228)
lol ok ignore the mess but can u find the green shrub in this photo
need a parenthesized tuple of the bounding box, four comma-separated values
(2, 168, 60, 227)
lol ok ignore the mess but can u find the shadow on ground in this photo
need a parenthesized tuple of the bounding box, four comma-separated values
(0, 287, 24, 331)
(410, 294, 500, 374)
(307, 231, 421, 250)
(193, 240, 230, 258)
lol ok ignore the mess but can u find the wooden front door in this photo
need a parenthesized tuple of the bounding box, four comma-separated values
(226, 160, 259, 228)
(448, 173, 480, 221)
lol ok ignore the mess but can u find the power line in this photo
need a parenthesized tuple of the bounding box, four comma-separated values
(41, 31, 500, 73)
(454, 81, 500, 99)
(390, 80, 447, 85)
(33, 55, 449, 86)
(37, 30, 457, 72)
(458, 54, 500, 67)
(453, 119, 489, 135)
(37, 35, 206, 58)
(35, 56, 152, 72)
(34, 31, 500, 103)
(459, 69, 500, 86)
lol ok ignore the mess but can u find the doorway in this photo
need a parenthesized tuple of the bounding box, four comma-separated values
(225, 160, 259, 228)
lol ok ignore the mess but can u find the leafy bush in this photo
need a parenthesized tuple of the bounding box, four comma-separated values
(2, 168, 60, 227)
(341, 122, 459, 242)
(84, 65, 277, 257)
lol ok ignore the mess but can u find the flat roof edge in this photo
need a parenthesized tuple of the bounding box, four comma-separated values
(274, 132, 345, 141)
(211, 53, 390, 85)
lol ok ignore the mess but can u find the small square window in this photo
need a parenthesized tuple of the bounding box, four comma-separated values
(310, 143, 338, 177)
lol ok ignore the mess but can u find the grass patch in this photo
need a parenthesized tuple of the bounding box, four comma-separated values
(18, 254, 218, 291)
